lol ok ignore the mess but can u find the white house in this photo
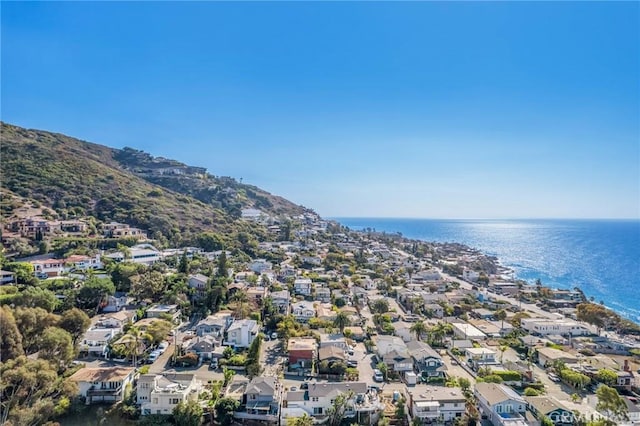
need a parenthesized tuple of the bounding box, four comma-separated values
(69, 367, 135, 405)
(137, 373, 202, 416)
(451, 322, 487, 340)
(249, 259, 272, 274)
(407, 385, 466, 423)
(0, 270, 15, 285)
(102, 292, 133, 313)
(294, 278, 313, 296)
(474, 383, 527, 426)
(79, 328, 119, 357)
(465, 347, 498, 369)
(281, 382, 381, 422)
(520, 318, 590, 337)
(292, 301, 316, 323)
(373, 335, 413, 372)
(196, 311, 234, 337)
(270, 290, 291, 314)
(106, 244, 160, 265)
(226, 319, 259, 348)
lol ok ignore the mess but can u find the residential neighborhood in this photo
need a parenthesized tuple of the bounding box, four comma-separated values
(2, 211, 640, 426)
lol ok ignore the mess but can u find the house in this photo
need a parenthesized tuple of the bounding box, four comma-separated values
(184, 335, 216, 359)
(270, 290, 291, 314)
(344, 326, 366, 342)
(187, 274, 208, 299)
(294, 278, 313, 296)
(0, 270, 15, 285)
(79, 328, 119, 357)
(288, 338, 317, 367)
(536, 347, 578, 368)
(102, 222, 147, 240)
(316, 303, 337, 322)
(69, 367, 135, 405)
(281, 382, 377, 422)
(407, 385, 466, 423)
(292, 301, 316, 323)
(146, 304, 181, 323)
(318, 345, 347, 364)
(474, 383, 527, 426)
(137, 373, 202, 416)
(94, 310, 137, 330)
(406, 340, 447, 381)
(373, 335, 413, 372)
(30, 259, 66, 277)
(246, 286, 268, 303)
(196, 311, 234, 338)
(425, 303, 445, 318)
(616, 370, 635, 391)
(102, 292, 134, 313)
(226, 319, 259, 348)
(66, 254, 103, 270)
(319, 334, 347, 350)
(451, 322, 487, 340)
(249, 259, 272, 274)
(525, 396, 578, 426)
(622, 396, 640, 425)
(351, 287, 368, 306)
(521, 318, 590, 337)
(106, 244, 159, 265)
(235, 377, 282, 422)
(315, 287, 331, 303)
(465, 347, 498, 369)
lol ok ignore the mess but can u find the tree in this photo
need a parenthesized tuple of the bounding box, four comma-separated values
(371, 299, 389, 314)
(110, 262, 146, 292)
(12, 306, 59, 354)
(326, 390, 354, 426)
(130, 271, 167, 301)
(222, 367, 235, 387)
(410, 320, 428, 341)
(58, 308, 91, 344)
(77, 277, 115, 311)
(116, 326, 152, 367)
(173, 400, 204, 426)
(196, 232, 224, 252)
(147, 319, 173, 345)
(288, 413, 314, 426)
(216, 250, 228, 278)
(215, 397, 239, 426)
(231, 290, 249, 319)
(39, 327, 75, 366)
(0, 356, 77, 425)
(499, 345, 508, 363)
(3, 262, 37, 285)
(178, 251, 190, 274)
(376, 362, 388, 381)
(494, 309, 507, 330)
(15, 286, 58, 312)
(596, 385, 629, 424)
(596, 369, 619, 387)
(0, 306, 24, 360)
(334, 311, 351, 333)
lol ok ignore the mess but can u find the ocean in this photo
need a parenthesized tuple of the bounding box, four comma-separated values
(334, 218, 640, 323)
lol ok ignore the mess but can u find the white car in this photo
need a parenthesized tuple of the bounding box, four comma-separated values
(271, 332, 278, 340)
(373, 369, 384, 382)
(158, 341, 169, 351)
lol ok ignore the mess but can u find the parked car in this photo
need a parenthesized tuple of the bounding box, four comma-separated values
(373, 369, 384, 382)
(548, 372, 561, 382)
(147, 351, 161, 364)
(209, 358, 219, 370)
(271, 332, 278, 340)
(347, 360, 358, 368)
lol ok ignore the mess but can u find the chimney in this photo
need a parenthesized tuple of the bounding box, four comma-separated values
(624, 359, 630, 372)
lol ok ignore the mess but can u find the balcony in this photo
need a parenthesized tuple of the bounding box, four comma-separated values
(87, 384, 123, 397)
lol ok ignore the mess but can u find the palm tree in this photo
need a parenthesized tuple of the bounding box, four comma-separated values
(334, 311, 351, 333)
(494, 309, 507, 331)
(117, 326, 152, 368)
(410, 320, 428, 341)
(499, 345, 508, 363)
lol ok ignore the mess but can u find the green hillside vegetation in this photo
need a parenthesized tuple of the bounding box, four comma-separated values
(0, 122, 307, 246)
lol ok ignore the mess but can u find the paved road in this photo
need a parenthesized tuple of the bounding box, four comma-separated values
(261, 337, 286, 377)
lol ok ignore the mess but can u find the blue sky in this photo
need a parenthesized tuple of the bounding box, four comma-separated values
(2, 2, 639, 219)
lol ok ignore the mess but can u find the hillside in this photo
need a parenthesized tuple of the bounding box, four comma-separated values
(0, 122, 309, 243)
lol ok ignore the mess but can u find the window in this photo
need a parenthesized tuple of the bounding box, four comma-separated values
(314, 407, 323, 415)
(171, 399, 179, 404)
(312, 397, 319, 402)
(250, 394, 256, 400)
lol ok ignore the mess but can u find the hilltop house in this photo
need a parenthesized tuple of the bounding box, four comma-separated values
(292, 301, 316, 323)
(294, 278, 313, 296)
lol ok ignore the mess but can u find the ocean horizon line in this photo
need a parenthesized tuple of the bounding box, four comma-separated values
(329, 216, 640, 221)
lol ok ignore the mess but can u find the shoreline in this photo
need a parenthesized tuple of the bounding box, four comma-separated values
(339, 221, 640, 327)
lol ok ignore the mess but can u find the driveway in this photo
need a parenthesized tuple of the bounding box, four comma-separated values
(261, 336, 286, 377)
